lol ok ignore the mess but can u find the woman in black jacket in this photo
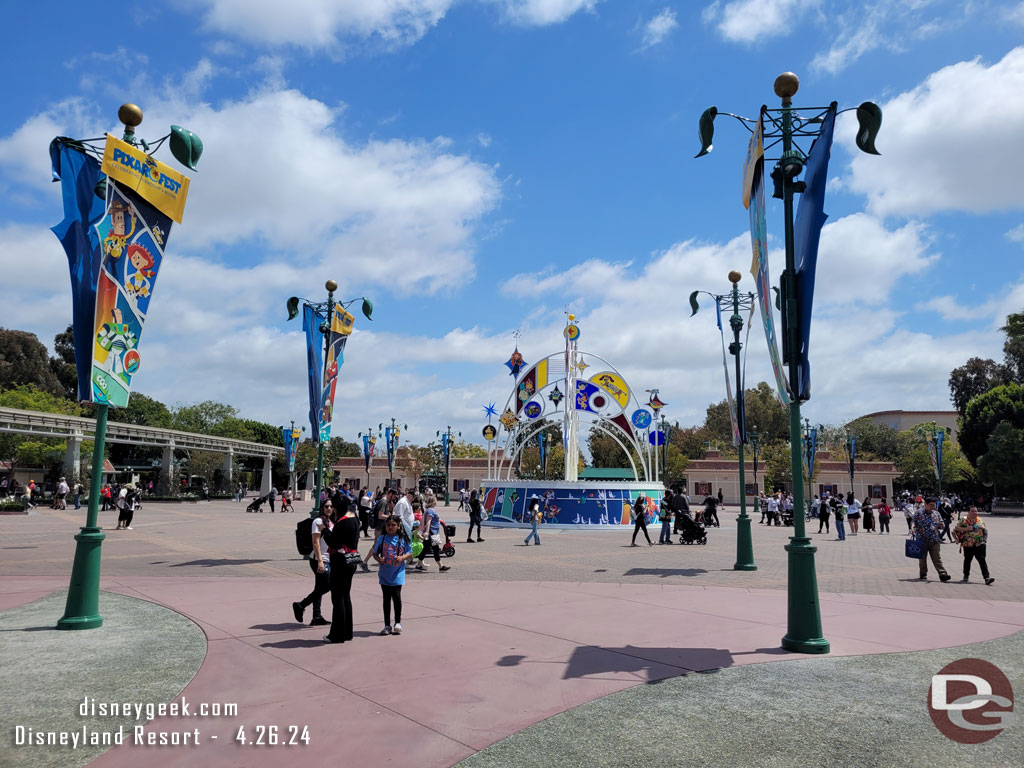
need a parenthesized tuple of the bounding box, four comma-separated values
(322, 496, 361, 644)
(466, 490, 484, 543)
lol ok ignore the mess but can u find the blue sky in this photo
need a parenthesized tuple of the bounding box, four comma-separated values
(2, 0, 1023, 448)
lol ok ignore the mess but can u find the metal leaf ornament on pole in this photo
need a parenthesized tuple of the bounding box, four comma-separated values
(50, 104, 200, 630)
(694, 71, 881, 654)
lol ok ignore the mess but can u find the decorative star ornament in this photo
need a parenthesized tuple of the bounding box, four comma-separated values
(483, 402, 498, 419)
(548, 385, 564, 406)
(576, 360, 589, 373)
(505, 348, 526, 377)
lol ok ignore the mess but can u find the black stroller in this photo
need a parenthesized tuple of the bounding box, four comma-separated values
(678, 513, 708, 545)
(246, 494, 271, 513)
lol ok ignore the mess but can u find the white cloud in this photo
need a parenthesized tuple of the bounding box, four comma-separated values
(498, 0, 599, 26)
(637, 7, 679, 51)
(187, 0, 598, 48)
(189, 0, 453, 49)
(1007, 224, 1024, 244)
(845, 47, 1024, 218)
(0, 83, 502, 295)
(912, 295, 975, 321)
(706, 0, 818, 43)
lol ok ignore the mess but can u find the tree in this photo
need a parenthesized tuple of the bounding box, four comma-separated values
(1002, 311, 1024, 382)
(0, 329, 64, 395)
(948, 357, 1009, 417)
(0, 384, 84, 482)
(171, 401, 238, 434)
(976, 422, 1024, 493)
(959, 383, 1024, 466)
(663, 444, 690, 485)
(671, 424, 712, 459)
(587, 425, 631, 468)
(50, 325, 78, 399)
(896, 436, 973, 493)
(844, 418, 903, 462)
(704, 382, 789, 447)
(763, 442, 793, 493)
(453, 440, 487, 459)
(119, 392, 173, 428)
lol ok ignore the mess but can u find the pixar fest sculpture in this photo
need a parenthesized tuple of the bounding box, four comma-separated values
(481, 315, 666, 528)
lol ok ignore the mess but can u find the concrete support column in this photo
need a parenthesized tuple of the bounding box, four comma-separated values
(260, 455, 272, 496)
(161, 442, 175, 494)
(65, 432, 83, 481)
(222, 449, 234, 488)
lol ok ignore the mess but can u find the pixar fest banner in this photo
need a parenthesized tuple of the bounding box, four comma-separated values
(51, 134, 190, 407)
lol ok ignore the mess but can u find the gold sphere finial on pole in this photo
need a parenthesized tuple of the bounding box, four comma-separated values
(118, 103, 143, 130)
(773, 72, 800, 101)
(728, 270, 742, 284)
(325, 279, 338, 293)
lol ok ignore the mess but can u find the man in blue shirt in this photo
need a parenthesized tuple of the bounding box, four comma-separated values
(913, 499, 951, 582)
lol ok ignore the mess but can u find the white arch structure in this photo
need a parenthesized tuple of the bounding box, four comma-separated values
(487, 342, 659, 483)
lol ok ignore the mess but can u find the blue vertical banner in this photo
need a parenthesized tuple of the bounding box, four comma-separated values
(302, 302, 354, 443)
(793, 104, 837, 401)
(51, 136, 187, 406)
(362, 434, 376, 473)
(283, 426, 302, 473)
(744, 117, 792, 405)
(927, 431, 945, 480)
(385, 426, 397, 477)
(537, 432, 547, 475)
(848, 436, 856, 484)
(716, 298, 741, 446)
(302, 304, 326, 440)
(806, 427, 818, 478)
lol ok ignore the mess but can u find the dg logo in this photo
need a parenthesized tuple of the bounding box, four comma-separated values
(928, 658, 1015, 743)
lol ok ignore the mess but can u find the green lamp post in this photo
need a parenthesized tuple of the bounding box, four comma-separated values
(57, 103, 202, 630)
(437, 426, 461, 505)
(689, 272, 757, 571)
(311, 279, 337, 516)
(927, 424, 946, 497)
(694, 71, 881, 653)
(658, 414, 670, 480)
(380, 418, 407, 489)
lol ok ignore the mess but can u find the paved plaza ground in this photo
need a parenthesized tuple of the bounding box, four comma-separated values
(1, 499, 1022, 767)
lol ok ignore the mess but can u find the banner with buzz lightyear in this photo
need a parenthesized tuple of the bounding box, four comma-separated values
(283, 426, 303, 473)
(50, 136, 185, 406)
(362, 433, 377, 473)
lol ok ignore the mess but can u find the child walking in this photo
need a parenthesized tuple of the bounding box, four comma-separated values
(372, 515, 414, 635)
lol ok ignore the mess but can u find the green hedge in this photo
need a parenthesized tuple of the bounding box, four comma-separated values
(0, 501, 26, 511)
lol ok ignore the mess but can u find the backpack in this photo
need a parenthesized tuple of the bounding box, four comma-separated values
(295, 517, 315, 557)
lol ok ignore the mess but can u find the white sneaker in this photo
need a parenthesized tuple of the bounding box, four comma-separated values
(393, 623, 402, 635)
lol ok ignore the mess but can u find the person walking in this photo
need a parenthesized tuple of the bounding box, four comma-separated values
(466, 490, 484, 542)
(831, 496, 846, 541)
(845, 492, 860, 535)
(817, 496, 830, 534)
(524, 494, 542, 545)
(702, 492, 720, 528)
(293, 500, 333, 627)
(357, 487, 372, 537)
(372, 514, 414, 635)
(658, 490, 674, 544)
(631, 495, 652, 547)
(765, 494, 779, 527)
(903, 498, 915, 534)
(913, 499, 951, 582)
(321, 496, 361, 643)
(395, 488, 416, 539)
(73, 481, 83, 510)
(877, 498, 892, 534)
(416, 497, 450, 570)
(939, 497, 954, 543)
(717, 488, 724, 509)
(953, 507, 995, 585)
(56, 477, 69, 510)
(862, 497, 875, 533)
(268, 485, 277, 513)
(671, 488, 691, 535)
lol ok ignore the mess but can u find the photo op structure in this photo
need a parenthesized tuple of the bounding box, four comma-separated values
(482, 315, 665, 528)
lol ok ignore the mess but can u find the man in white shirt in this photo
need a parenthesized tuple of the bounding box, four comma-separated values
(394, 488, 416, 539)
(56, 477, 70, 510)
(766, 494, 779, 526)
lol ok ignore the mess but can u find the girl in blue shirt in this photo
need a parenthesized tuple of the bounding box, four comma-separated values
(372, 515, 414, 635)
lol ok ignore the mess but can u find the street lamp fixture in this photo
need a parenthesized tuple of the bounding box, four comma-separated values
(379, 418, 408, 490)
(694, 71, 881, 654)
(688, 270, 757, 571)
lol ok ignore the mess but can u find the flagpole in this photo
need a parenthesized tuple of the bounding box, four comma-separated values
(311, 280, 336, 516)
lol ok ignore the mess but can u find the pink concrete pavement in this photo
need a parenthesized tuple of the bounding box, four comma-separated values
(4, 575, 1023, 767)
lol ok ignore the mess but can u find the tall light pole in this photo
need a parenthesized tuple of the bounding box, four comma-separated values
(688, 271, 757, 571)
(926, 424, 945, 498)
(380, 418, 407, 490)
(358, 426, 377, 492)
(437, 426, 461, 505)
(312, 280, 337, 516)
(846, 432, 856, 499)
(54, 103, 201, 630)
(658, 414, 670, 480)
(694, 72, 880, 653)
